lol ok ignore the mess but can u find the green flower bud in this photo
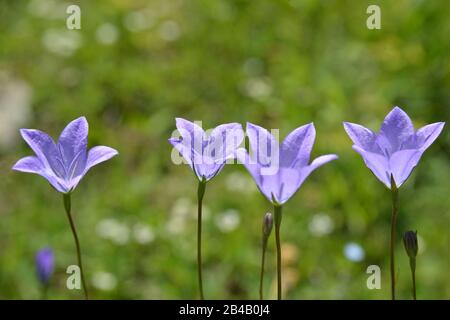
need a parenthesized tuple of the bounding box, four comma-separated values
(403, 230, 418, 259)
(263, 213, 273, 239)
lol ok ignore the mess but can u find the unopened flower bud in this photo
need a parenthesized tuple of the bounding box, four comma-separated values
(403, 230, 418, 259)
(35, 247, 54, 285)
(263, 213, 273, 238)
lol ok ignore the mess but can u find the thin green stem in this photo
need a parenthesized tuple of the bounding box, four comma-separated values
(259, 238, 268, 300)
(41, 284, 49, 300)
(197, 180, 207, 300)
(390, 178, 399, 300)
(63, 193, 89, 300)
(410, 258, 417, 300)
(274, 204, 283, 300)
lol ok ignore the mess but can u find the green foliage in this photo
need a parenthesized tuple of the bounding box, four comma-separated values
(0, 0, 449, 299)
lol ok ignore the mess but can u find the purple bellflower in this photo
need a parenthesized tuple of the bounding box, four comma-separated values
(238, 122, 338, 299)
(169, 118, 244, 300)
(169, 118, 244, 181)
(13, 117, 118, 300)
(13, 117, 118, 193)
(343, 106, 445, 300)
(343, 106, 445, 189)
(237, 122, 338, 205)
(35, 247, 54, 286)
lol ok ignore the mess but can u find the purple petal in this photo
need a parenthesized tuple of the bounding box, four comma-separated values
(204, 123, 244, 162)
(175, 118, 205, 155)
(12, 156, 69, 193)
(20, 129, 65, 177)
(246, 122, 279, 168)
(271, 168, 302, 204)
(58, 117, 88, 177)
(343, 122, 379, 151)
(416, 122, 445, 151)
(378, 106, 414, 153)
(389, 149, 423, 187)
(85, 146, 118, 172)
(12, 156, 44, 174)
(353, 145, 390, 188)
(280, 123, 315, 168)
(237, 148, 265, 192)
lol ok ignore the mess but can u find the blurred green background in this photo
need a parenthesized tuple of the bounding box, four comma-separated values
(0, 0, 449, 300)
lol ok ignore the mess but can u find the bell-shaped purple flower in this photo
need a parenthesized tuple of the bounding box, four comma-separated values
(344, 107, 445, 189)
(35, 248, 54, 285)
(238, 122, 338, 205)
(12, 117, 119, 193)
(168, 118, 244, 181)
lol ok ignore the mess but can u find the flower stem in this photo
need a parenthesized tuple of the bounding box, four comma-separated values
(197, 180, 207, 300)
(259, 236, 268, 300)
(41, 284, 49, 300)
(390, 178, 399, 300)
(63, 193, 89, 300)
(273, 204, 283, 300)
(410, 258, 417, 300)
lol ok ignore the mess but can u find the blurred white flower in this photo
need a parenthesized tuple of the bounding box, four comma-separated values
(344, 242, 365, 262)
(42, 29, 82, 56)
(123, 10, 155, 32)
(0, 73, 32, 150)
(242, 77, 272, 101)
(309, 213, 334, 237)
(96, 218, 130, 245)
(28, 0, 67, 19)
(158, 20, 180, 42)
(132, 223, 155, 244)
(215, 209, 240, 233)
(96, 23, 119, 45)
(92, 272, 117, 291)
(243, 57, 264, 76)
(167, 197, 193, 234)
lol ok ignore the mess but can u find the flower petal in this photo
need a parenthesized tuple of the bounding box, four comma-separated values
(12, 156, 69, 193)
(238, 146, 262, 181)
(204, 123, 244, 162)
(416, 122, 445, 151)
(295, 154, 339, 192)
(12, 156, 44, 174)
(378, 106, 414, 153)
(343, 122, 378, 151)
(389, 149, 423, 187)
(85, 146, 118, 172)
(280, 123, 315, 168)
(58, 117, 88, 176)
(20, 129, 65, 178)
(175, 118, 206, 154)
(246, 122, 279, 169)
(353, 145, 390, 188)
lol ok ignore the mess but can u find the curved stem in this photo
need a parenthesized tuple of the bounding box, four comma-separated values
(390, 180, 399, 300)
(274, 205, 283, 300)
(259, 239, 268, 300)
(63, 194, 89, 300)
(197, 180, 207, 300)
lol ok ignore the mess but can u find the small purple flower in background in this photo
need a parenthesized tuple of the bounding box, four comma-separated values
(13, 117, 118, 300)
(13, 117, 118, 193)
(169, 118, 244, 181)
(36, 247, 54, 286)
(343, 106, 445, 300)
(238, 122, 338, 299)
(169, 118, 244, 300)
(343, 106, 445, 189)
